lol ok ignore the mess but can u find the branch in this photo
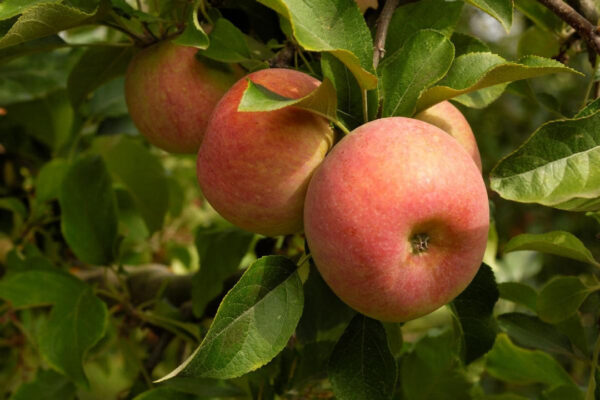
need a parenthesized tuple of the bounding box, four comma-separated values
(537, 0, 600, 55)
(372, 0, 400, 68)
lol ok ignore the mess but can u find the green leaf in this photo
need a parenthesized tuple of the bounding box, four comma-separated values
(401, 330, 471, 400)
(490, 112, 600, 212)
(0, 270, 108, 386)
(416, 54, 580, 112)
(485, 333, 576, 388)
(0, 3, 96, 49)
(59, 155, 118, 265)
(67, 46, 133, 108)
(192, 226, 254, 317)
(504, 231, 600, 266)
(88, 77, 128, 119)
(172, 5, 209, 49)
(158, 256, 304, 380)
(10, 369, 75, 400)
(296, 263, 355, 345)
(0, 0, 59, 21)
(497, 282, 538, 311)
(537, 277, 597, 323)
(328, 314, 397, 400)
(238, 78, 339, 124)
(200, 18, 251, 63)
(465, 0, 513, 32)
(451, 264, 499, 364)
(380, 29, 454, 117)
(257, 0, 376, 89)
(92, 136, 168, 234)
(518, 26, 560, 58)
(576, 97, 600, 118)
(497, 313, 574, 356)
(385, 0, 463, 57)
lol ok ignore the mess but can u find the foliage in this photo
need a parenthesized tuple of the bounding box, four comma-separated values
(1, 0, 600, 399)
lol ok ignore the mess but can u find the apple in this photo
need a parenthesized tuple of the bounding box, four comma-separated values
(415, 101, 482, 171)
(304, 117, 489, 322)
(125, 41, 242, 153)
(197, 68, 334, 236)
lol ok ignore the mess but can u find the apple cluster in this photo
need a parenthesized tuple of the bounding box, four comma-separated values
(125, 42, 489, 323)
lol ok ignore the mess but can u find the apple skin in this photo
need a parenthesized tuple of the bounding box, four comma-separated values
(415, 101, 482, 171)
(304, 117, 489, 322)
(197, 68, 334, 236)
(125, 41, 242, 153)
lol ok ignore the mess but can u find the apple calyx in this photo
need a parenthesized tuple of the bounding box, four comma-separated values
(410, 233, 430, 254)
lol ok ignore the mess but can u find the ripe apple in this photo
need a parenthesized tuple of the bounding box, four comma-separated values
(197, 68, 334, 236)
(415, 101, 482, 171)
(125, 41, 242, 153)
(304, 117, 489, 322)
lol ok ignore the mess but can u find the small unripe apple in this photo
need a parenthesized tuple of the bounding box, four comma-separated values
(197, 68, 334, 236)
(304, 117, 489, 322)
(125, 41, 242, 153)
(415, 101, 482, 171)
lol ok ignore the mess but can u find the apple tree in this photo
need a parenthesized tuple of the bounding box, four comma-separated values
(0, 0, 600, 399)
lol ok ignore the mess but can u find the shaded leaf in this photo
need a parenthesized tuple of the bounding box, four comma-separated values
(0, 270, 108, 386)
(515, 0, 562, 33)
(380, 29, 454, 117)
(497, 281, 537, 310)
(497, 313, 573, 356)
(132, 388, 195, 400)
(486, 333, 576, 388)
(35, 158, 68, 205)
(417, 54, 580, 112)
(0, 35, 65, 64)
(490, 111, 600, 211)
(576, 97, 600, 118)
(192, 226, 254, 317)
(402, 330, 471, 400)
(329, 314, 397, 400)
(452, 32, 490, 57)
(10, 369, 75, 400)
(67, 45, 133, 108)
(158, 256, 304, 380)
(504, 231, 600, 266)
(92, 136, 168, 234)
(5, 89, 73, 151)
(59, 155, 118, 265)
(451, 264, 499, 364)
(238, 78, 338, 123)
(257, 0, 376, 89)
(537, 277, 596, 323)
(296, 263, 355, 345)
(0, 49, 76, 105)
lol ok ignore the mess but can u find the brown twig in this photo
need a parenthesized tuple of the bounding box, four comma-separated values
(372, 0, 400, 68)
(537, 0, 600, 55)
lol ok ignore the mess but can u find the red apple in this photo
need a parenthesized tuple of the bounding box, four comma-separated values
(415, 100, 482, 171)
(197, 68, 334, 236)
(304, 117, 489, 322)
(125, 41, 242, 153)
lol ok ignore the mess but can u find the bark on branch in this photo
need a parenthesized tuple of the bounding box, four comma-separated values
(373, 0, 400, 68)
(537, 0, 600, 55)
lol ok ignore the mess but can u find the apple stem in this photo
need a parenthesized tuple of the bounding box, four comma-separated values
(411, 233, 430, 254)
